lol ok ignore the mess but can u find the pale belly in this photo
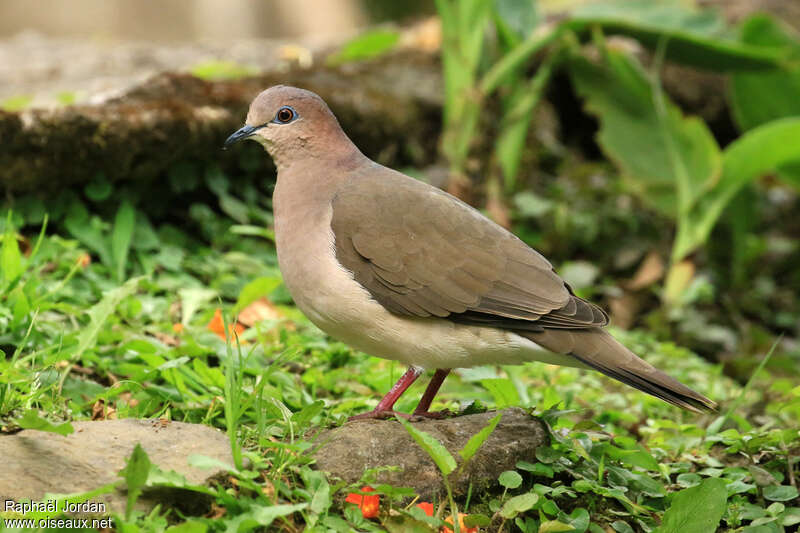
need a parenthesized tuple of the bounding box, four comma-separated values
(274, 200, 578, 370)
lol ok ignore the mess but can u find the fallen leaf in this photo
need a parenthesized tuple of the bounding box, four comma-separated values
(237, 297, 284, 327)
(91, 400, 116, 421)
(624, 250, 664, 290)
(207, 308, 246, 342)
(152, 331, 180, 347)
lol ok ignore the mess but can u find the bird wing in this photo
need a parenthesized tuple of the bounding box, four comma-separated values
(330, 167, 608, 331)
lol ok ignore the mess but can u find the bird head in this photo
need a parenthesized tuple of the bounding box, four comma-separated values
(224, 85, 351, 167)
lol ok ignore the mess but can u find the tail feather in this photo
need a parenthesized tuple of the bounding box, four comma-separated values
(523, 328, 717, 413)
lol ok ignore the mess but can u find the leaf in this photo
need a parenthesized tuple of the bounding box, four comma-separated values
(763, 485, 799, 502)
(74, 276, 143, 362)
(499, 492, 539, 519)
(569, 49, 722, 220)
(179, 287, 218, 326)
(398, 417, 457, 476)
(223, 503, 308, 533)
(654, 477, 727, 533)
(112, 201, 136, 282)
(15, 410, 74, 435)
(2, 213, 23, 286)
(234, 276, 282, 313)
(166, 521, 208, 533)
(539, 520, 575, 532)
(119, 443, 151, 519)
(499, 470, 523, 489)
(480, 378, 520, 408)
(494, 0, 539, 41)
(730, 15, 800, 132)
(64, 201, 112, 267)
(327, 30, 400, 66)
(458, 412, 502, 464)
(674, 117, 800, 260)
(566, 0, 786, 71)
(190, 60, 256, 81)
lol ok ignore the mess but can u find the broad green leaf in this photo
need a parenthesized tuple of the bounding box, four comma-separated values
(566, 0, 786, 71)
(234, 275, 282, 313)
(494, 0, 539, 41)
(499, 470, 523, 489)
(604, 444, 660, 471)
(499, 492, 539, 519)
(458, 412, 502, 464)
(569, 49, 721, 220)
(64, 201, 112, 267)
(764, 485, 799, 502)
(398, 417, 457, 476)
(730, 15, 800, 132)
(480, 378, 521, 408)
(15, 410, 74, 435)
(112, 200, 136, 282)
(327, 29, 400, 66)
(539, 520, 575, 532)
(119, 443, 151, 519)
(674, 118, 800, 260)
(654, 477, 727, 533)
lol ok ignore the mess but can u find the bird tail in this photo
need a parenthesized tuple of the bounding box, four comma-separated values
(521, 328, 717, 413)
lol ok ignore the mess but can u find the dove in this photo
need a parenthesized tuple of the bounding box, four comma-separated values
(224, 85, 716, 419)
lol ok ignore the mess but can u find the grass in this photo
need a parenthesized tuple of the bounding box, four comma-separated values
(0, 195, 798, 533)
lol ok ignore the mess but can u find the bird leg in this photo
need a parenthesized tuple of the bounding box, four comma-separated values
(348, 366, 424, 421)
(411, 368, 453, 419)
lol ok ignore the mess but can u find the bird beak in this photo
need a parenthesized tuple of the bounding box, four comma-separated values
(224, 124, 259, 148)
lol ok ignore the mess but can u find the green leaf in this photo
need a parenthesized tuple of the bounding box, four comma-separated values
(569, 49, 722, 220)
(730, 15, 800, 132)
(654, 477, 727, 533)
(500, 492, 539, 519)
(566, 0, 786, 71)
(499, 470, 523, 489)
(675, 117, 800, 260)
(764, 485, 799, 502)
(179, 287, 218, 326)
(112, 201, 136, 282)
(2, 213, 23, 286)
(398, 417, 457, 476)
(604, 444, 660, 471)
(15, 410, 74, 435)
(458, 412, 502, 464)
(223, 503, 307, 533)
(480, 378, 521, 408)
(327, 29, 400, 66)
(539, 520, 575, 532)
(64, 201, 112, 267)
(190, 60, 256, 81)
(234, 275, 282, 313)
(119, 443, 151, 519)
(74, 276, 143, 362)
(165, 521, 208, 533)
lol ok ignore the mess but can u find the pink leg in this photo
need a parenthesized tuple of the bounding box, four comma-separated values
(348, 366, 424, 421)
(412, 368, 452, 418)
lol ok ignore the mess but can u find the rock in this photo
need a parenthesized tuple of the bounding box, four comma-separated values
(0, 33, 442, 194)
(312, 408, 548, 500)
(0, 419, 235, 515)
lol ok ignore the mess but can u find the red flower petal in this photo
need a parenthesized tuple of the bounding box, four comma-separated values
(416, 502, 434, 517)
(345, 486, 380, 519)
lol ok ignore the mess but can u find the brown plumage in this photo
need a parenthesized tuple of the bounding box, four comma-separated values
(225, 85, 717, 417)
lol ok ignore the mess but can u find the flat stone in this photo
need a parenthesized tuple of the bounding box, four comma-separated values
(312, 408, 548, 500)
(0, 419, 235, 515)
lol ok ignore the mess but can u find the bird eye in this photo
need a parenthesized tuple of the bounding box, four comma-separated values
(275, 106, 295, 124)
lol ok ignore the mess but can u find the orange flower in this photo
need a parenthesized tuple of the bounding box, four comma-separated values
(416, 502, 434, 517)
(344, 486, 380, 519)
(207, 308, 246, 341)
(172, 323, 185, 333)
(76, 252, 91, 268)
(441, 512, 478, 533)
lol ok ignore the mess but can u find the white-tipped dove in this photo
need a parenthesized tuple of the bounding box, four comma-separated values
(225, 85, 716, 418)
